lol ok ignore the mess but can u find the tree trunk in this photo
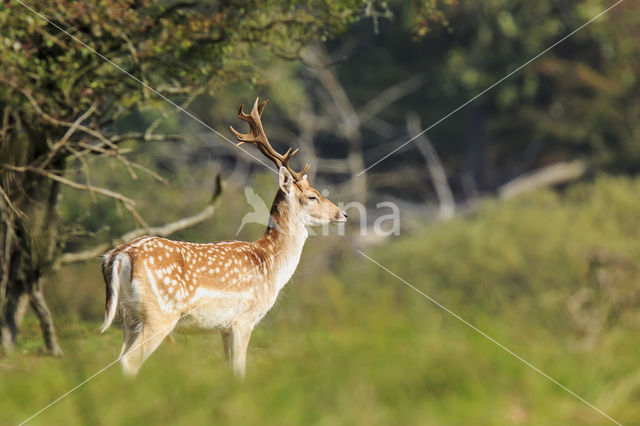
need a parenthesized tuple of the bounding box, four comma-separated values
(0, 227, 23, 354)
(0, 279, 28, 353)
(0, 297, 18, 353)
(406, 113, 455, 220)
(29, 281, 63, 356)
(1, 141, 65, 356)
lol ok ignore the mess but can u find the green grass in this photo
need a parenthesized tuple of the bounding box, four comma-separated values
(3, 175, 640, 425)
(1, 307, 635, 425)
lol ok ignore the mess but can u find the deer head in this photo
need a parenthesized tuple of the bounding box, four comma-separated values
(230, 98, 347, 228)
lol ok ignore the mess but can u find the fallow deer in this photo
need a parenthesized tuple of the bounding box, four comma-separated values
(100, 98, 347, 378)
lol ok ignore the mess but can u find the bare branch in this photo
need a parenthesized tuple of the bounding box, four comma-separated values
(40, 102, 97, 168)
(65, 142, 97, 202)
(15, 86, 112, 148)
(1, 164, 135, 205)
(16, 87, 173, 186)
(406, 113, 455, 220)
(75, 141, 168, 185)
(1, 164, 149, 228)
(55, 175, 224, 266)
(499, 160, 587, 199)
(108, 132, 185, 144)
(10, 86, 149, 185)
(358, 75, 424, 125)
(0, 185, 26, 222)
(12, 85, 150, 184)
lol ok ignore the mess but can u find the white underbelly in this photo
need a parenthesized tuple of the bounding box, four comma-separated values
(174, 290, 252, 333)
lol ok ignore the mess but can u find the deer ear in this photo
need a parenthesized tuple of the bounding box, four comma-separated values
(279, 167, 293, 195)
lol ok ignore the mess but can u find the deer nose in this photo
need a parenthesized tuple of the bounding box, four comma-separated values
(337, 210, 348, 222)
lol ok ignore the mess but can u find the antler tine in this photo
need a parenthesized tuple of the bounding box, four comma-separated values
(281, 148, 310, 181)
(237, 104, 248, 120)
(282, 162, 310, 181)
(257, 98, 267, 117)
(229, 100, 270, 149)
(230, 98, 311, 181)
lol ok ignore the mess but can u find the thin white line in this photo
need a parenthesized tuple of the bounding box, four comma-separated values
(14, 0, 277, 175)
(18, 248, 284, 425)
(17, 358, 121, 426)
(357, 0, 624, 176)
(356, 249, 622, 425)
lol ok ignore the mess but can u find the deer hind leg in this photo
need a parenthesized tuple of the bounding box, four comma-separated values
(220, 329, 232, 365)
(230, 324, 253, 379)
(117, 305, 140, 359)
(120, 316, 177, 377)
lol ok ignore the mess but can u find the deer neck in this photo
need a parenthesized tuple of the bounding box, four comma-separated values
(255, 190, 307, 290)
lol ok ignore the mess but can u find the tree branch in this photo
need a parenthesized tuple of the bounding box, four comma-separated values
(1, 164, 135, 205)
(14, 86, 111, 148)
(40, 102, 97, 169)
(55, 174, 223, 266)
(358, 75, 424, 125)
(0, 164, 148, 228)
(498, 160, 587, 199)
(108, 132, 184, 143)
(407, 112, 455, 220)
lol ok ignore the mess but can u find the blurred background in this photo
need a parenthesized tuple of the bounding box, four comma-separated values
(1, 0, 639, 424)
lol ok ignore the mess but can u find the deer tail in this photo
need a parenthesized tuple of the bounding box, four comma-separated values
(100, 252, 132, 333)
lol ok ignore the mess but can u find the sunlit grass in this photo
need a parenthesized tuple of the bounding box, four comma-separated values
(2, 297, 635, 425)
(3, 176, 640, 425)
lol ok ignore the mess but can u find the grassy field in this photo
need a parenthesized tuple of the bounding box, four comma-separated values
(2, 176, 640, 425)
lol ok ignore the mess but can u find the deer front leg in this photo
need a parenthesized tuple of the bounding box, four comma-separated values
(230, 324, 253, 379)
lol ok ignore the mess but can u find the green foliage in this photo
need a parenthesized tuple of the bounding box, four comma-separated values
(432, 0, 640, 172)
(357, 176, 640, 323)
(0, 0, 379, 139)
(3, 176, 640, 424)
(408, 0, 456, 38)
(327, 0, 640, 192)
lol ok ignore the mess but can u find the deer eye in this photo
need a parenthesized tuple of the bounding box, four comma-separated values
(308, 196, 318, 201)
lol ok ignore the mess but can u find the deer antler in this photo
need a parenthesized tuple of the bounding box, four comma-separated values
(230, 98, 310, 181)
